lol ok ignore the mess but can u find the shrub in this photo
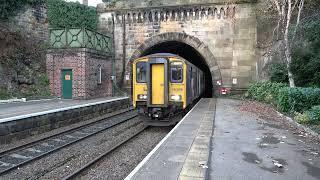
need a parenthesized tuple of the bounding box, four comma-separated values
(277, 87, 320, 113)
(307, 106, 320, 124)
(47, 0, 98, 30)
(291, 47, 320, 87)
(268, 63, 288, 83)
(295, 112, 311, 124)
(0, 88, 11, 100)
(247, 81, 287, 104)
(295, 106, 320, 125)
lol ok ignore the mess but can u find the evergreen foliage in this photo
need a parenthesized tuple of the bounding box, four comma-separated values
(290, 15, 320, 87)
(247, 81, 287, 104)
(277, 87, 320, 113)
(268, 63, 288, 83)
(247, 82, 320, 127)
(47, 0, 98, 30)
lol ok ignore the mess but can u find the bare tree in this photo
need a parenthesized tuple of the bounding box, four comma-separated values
(270, 0, 304, 87)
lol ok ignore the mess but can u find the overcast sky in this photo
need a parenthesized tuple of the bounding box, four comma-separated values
(65, 0, 103, 7)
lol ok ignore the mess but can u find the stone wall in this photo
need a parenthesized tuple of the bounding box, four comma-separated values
(0, 98, 130, 144)
(46, 48, 113, 99)
(98, 2, 257, 91)
(13, 4, 49, 42)
(101, 0, 256, 9)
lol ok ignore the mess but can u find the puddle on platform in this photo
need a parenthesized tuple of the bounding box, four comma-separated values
(263, 132, 275, 136)
(261, 136, 281, 144)
(260, 158, 288, 174)
(242, 152, 262, 164)
(257, 133, 281, 148)
(302, 161, 320, 178)
(287, 142, 296, 146)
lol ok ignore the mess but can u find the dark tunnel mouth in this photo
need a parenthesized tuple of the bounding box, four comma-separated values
(140, 41, 213, 97)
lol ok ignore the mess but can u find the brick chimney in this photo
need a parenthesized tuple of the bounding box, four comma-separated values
(83, 0, 88, 6)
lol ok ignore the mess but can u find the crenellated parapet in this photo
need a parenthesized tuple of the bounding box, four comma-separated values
(109, 5, 236, 24)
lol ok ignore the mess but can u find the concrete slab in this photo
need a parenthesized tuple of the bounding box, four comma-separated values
(0, 97, 128, 123)
(126, 98, 215, 180)
(126, 98, 320, 180)
(0, 97, 131, 144)
(209, 98, 320, 180)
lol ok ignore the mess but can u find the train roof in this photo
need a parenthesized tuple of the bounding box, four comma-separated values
(143, 53, 181, 58)
(138, 53, 187, 62)
(135, 53, 202, 71)
(139, 52, 198, 64)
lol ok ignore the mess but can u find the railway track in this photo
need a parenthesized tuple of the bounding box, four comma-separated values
(0, 109, 138, 175)
(63, 126, 148, 180)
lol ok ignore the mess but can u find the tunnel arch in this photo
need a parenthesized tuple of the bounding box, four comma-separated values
(129, 32, 221, 97)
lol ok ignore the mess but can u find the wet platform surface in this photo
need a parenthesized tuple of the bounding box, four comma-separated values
(126, 98, 320, 180)
(210, 99, 320, 180)
(126, 98, 215, 180)
(0, 97, 127, 123)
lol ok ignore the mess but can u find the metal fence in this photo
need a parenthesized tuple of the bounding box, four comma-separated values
(49, 28, 112, 54)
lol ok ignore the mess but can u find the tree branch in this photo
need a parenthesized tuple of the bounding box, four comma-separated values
(291, 0, 304, 44)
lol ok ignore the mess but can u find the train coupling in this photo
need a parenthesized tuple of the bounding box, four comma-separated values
(149, 108, 163, 119)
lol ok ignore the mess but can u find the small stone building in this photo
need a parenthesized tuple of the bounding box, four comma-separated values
(46, 28, 113, 99)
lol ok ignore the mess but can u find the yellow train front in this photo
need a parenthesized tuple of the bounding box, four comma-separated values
(132, 53, 204, 126)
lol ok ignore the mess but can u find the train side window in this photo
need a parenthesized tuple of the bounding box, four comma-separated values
(171, 62, 183, 83)
(136, 62, 146, 83)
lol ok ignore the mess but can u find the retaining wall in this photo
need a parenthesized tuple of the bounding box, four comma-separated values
(0, 97, 130, 144)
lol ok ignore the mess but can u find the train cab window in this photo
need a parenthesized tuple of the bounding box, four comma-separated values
(171, 62, 183, 83)
(136, 62, 146, 83)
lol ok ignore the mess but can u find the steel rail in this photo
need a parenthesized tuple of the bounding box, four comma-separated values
(0, 110, 137, 175)
(63, 126, 147, 180)
(0, 108, 133, 157)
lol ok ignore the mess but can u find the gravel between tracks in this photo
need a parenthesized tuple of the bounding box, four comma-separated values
(0, 109, 132, 153)
(0, 116, 144, 180)
(79, 126, 172, 180)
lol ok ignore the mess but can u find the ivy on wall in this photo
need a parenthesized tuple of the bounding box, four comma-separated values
(47, 0, 98, 30)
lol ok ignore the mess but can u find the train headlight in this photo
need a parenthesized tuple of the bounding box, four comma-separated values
(138, 94, 147, 100)
(170, 95, 182, 101)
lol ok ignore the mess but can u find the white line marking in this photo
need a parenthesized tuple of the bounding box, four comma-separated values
(0, 97, 129, 124)
(124, 99, 204, 180)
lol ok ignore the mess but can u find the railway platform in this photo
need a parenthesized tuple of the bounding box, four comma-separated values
(126, 98, 320, 180)
(0, 97, 130, 144)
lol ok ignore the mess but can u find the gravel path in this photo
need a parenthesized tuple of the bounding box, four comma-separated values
(78, 126, 172, 180)
(0, 116, 144, 180)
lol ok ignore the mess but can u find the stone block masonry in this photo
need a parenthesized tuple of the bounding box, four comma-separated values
(46, 48, 113, 99)
(98, 1, 258, 93)
(13, 4, 49, 42)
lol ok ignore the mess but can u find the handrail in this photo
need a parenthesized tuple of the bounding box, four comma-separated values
(49, 28, 113, 54)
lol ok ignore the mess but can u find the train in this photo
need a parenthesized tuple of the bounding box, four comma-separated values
(132, 53, 205, 126)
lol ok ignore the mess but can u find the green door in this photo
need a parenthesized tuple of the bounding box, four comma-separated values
(62, 69, 72, 99)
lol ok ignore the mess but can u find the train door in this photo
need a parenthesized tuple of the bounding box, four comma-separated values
(151, 64, 165, 104)
(147, 58, 168, 107)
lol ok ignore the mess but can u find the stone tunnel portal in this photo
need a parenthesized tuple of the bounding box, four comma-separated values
(140, 41, 213, 97)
